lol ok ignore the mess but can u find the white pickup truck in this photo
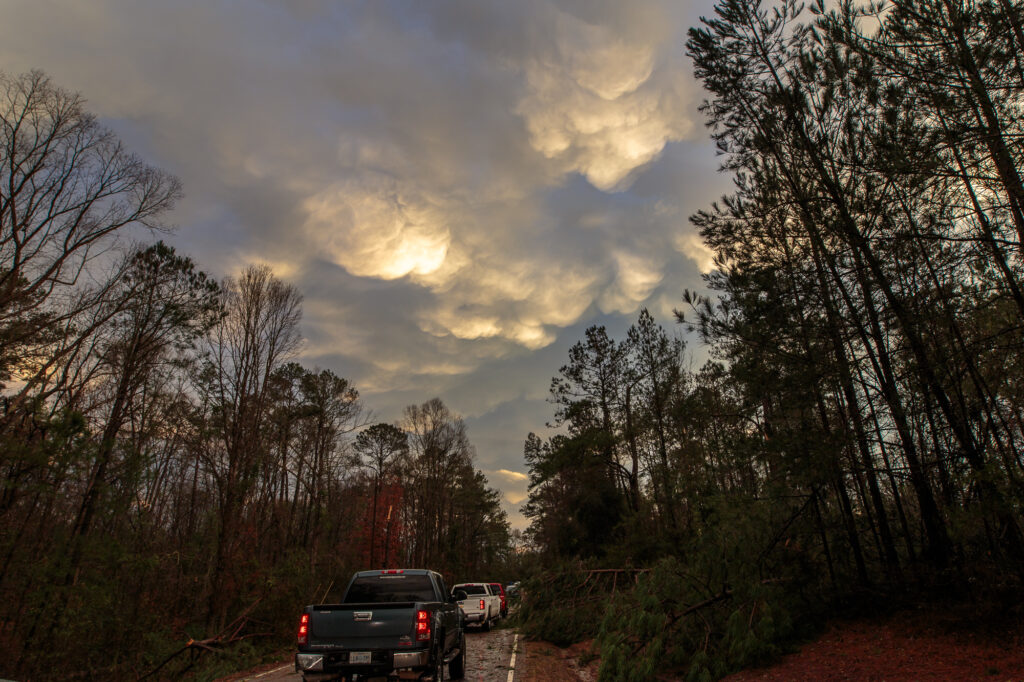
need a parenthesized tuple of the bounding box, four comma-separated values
(451, 582, 501, 631)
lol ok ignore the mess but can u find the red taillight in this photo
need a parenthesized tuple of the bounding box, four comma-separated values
(416, 609, 431, 642)
(297, 613, 310, 646)
(479, 599, 485, 610)
(382, 569, 405, 574)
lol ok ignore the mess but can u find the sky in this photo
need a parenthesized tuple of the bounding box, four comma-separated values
(1, 0, 730, 529)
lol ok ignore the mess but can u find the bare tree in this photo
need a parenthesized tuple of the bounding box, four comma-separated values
(197, 264, 302, 629)
(66, 243, 221, 562)
(0, 70, 181, 397)
(402, 399, 474, 567)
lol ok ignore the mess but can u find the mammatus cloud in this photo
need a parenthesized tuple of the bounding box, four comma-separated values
(675, 233, 717, 273)
(302, 176, 601, 351)
(0, 0, 710, 358)
(293, 1, 702, 363)
(517, 7, 694, 191)
(598, 250, 665, 314)
(304, 179, 452, 281)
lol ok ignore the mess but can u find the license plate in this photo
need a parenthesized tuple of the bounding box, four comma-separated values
(350, 651, 372, 664)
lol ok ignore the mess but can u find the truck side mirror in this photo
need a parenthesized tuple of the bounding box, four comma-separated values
(452, 590, 468, 602)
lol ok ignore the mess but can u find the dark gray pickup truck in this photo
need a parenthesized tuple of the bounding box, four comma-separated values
(295, 569, 465, 681)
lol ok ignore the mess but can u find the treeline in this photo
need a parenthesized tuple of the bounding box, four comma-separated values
(521, 0, 1024, 678)
(0, 71, 510, 680)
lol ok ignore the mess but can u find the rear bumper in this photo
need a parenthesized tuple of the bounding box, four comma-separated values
(296, 648, 430, 677)
(394, 650, 431, 667)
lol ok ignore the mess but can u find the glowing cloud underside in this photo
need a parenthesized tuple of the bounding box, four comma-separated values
(490, 469, 529, 505)
(675, 233, 717, 274)
(304, 182, 450, 280)
(517, 9, 692, 191)
(495, 469, 529, 482)
(599, 250, 665, 314)
(290, 1, 699, 362)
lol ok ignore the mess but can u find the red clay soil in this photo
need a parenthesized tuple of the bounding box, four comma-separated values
(521, 639, 599, 682)
(722, 607, 1024, 681)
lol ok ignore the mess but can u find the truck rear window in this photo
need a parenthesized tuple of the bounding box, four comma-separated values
(455, 584, 486, 595)
(344, 575, 436, 603)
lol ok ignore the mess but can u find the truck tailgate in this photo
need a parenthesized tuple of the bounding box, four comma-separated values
(308, 602, 428, 649)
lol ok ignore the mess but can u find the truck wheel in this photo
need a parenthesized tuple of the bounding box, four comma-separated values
(449, 631, 466, 679)
(482, 617, 491, 632)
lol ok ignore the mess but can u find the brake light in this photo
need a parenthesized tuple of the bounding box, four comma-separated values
(382, 569, 405, 574)
(297, 613, 310, 646)
(479, 599, 485, 610)
(416, 609, 431, 642)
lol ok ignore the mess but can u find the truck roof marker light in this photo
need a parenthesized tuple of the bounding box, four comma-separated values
(298, 613, 310, 645)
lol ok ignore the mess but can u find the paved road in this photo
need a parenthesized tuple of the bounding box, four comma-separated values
(461, 626, 519, 681)
(241, 625, 520, 682)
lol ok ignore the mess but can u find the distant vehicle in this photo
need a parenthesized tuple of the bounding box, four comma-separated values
(295, 568, 465, 680)
(451, 582, 500, 630)
(488, 582, 508, 618)
(506, 582, 520, 598)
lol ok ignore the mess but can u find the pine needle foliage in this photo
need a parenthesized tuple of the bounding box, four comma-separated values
(594, 545, 799, 680)
(517, 561, 612, 646)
